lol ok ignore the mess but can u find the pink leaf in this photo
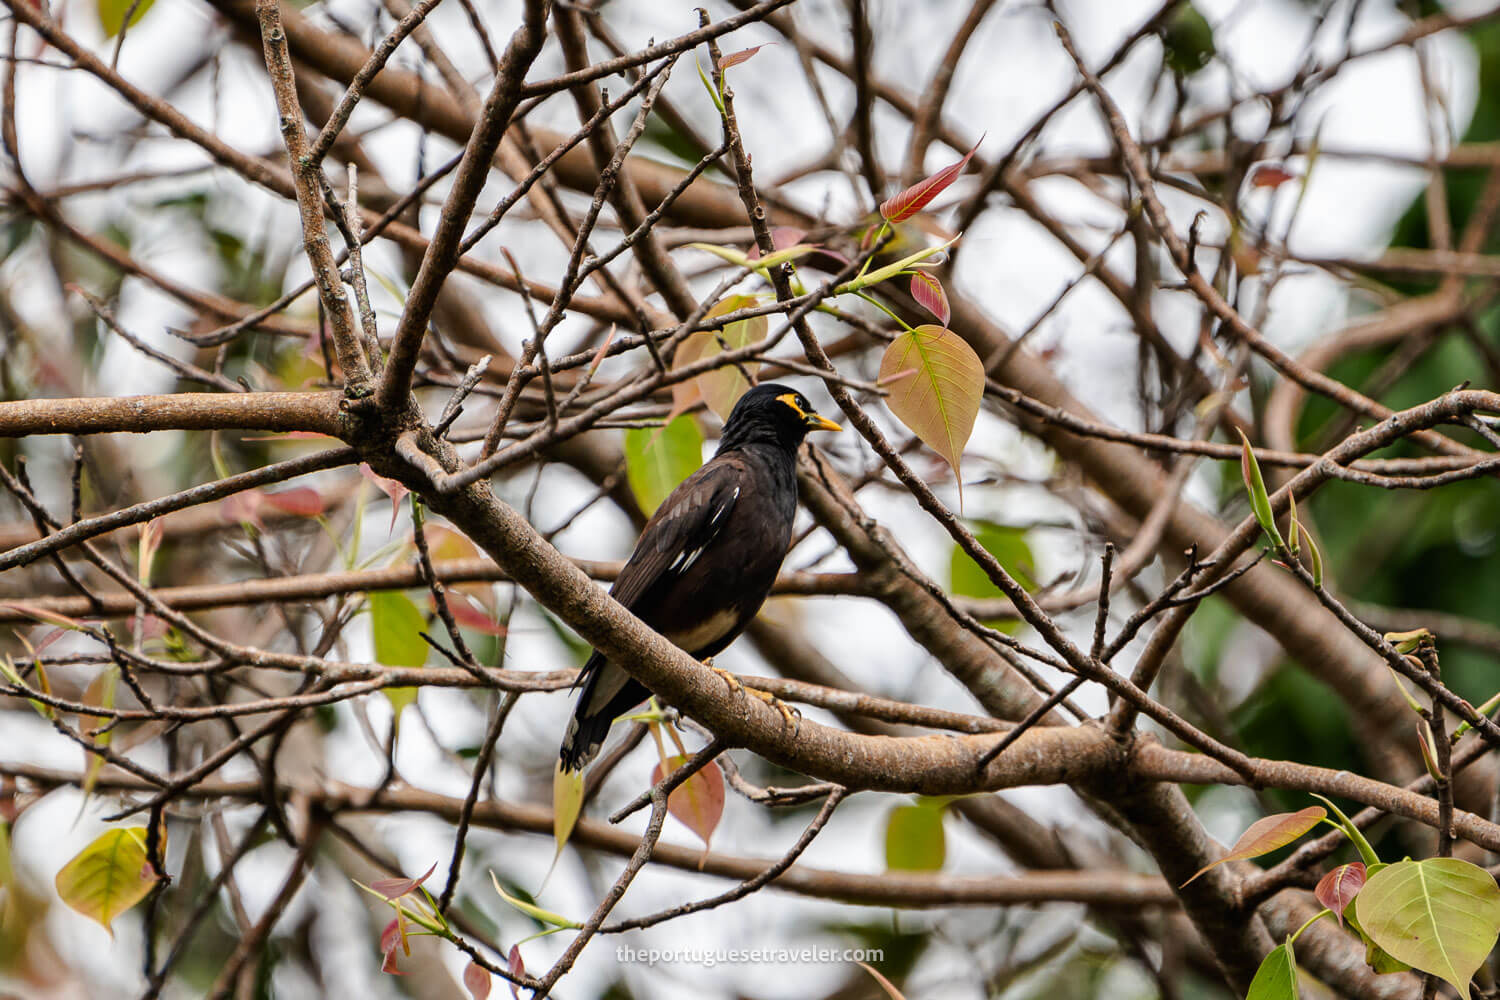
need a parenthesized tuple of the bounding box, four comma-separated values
(747, 227, 808, 260)
(260, 487, 326, 518)
(33, 627, 68, 655)
(370, 862, 437, 901)
(881, 137, 983, 223)
(219, 491, 264, 529)
(360, 464, 409, 533)
(0, 602, 87, 631)
(719, 43, 771, 71)
(910, 271, 950, 325)
(439, 593, 508, 636)
(132, 614, 168, 641)
(650, 756, 726, 851)
(508, 945, 525, 999)
(463, 960, 492, 1000)
(379, 916, 407, 975)
(1314, 862, 1366, 927)
(1249, 163, 1298, 189)
(1182, 806, 1325, 886)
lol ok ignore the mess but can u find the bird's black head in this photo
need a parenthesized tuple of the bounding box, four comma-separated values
(717, 383, 842, 454)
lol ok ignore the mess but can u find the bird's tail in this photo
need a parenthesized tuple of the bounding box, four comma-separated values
(559, 655, 649, 773)
(558, 705, 613, 773)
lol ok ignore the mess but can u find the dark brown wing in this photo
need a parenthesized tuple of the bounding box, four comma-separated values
(607, 456, 745, 612)
(559, 456, 747, 772)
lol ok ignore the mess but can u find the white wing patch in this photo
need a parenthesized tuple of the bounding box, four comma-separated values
(666, 486, 738, 577)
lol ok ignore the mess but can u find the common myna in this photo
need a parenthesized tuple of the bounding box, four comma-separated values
(558, 383, 842, 772)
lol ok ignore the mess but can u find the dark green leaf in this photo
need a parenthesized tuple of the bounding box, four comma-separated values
(1246, 940, 1297, 1000)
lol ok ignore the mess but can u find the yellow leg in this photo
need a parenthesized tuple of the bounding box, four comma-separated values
(706, 659, 800, 728)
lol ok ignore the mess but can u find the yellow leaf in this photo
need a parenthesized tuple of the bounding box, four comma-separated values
(55, 827, 162, 934)
(552, 763, 584, 861)
(671, 295, 765, 421)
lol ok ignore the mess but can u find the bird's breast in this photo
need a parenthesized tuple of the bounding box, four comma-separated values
(662, 607, 743, 654)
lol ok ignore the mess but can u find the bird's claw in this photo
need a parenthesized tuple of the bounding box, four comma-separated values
(706, 661, 800, 730)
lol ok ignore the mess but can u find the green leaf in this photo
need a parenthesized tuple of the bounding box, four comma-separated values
(1162, 2, 1215, 77)
(0, 655, 49, 719)
(96, 0, 156, 38)
(1344, 870, 1413, 976)
(1355, 858, 1500, 998)
(950, 521, 1035, 634)
(950, 521, 1037, 599)
(1453, 689, 1500, 740)
(1183, 806, 1324, 886)
(837, 235, 961, 294)
(1246, 940, 1297, 1000)
(489, 871, 581, 929)
(749, 243, 816, 271)
(694, 55, 725, 114)
(685, 242, 815, 275)
(884, 801, 946, 872)
(624, 415, 703, 515)
(1238, 430, 1286, 550)
(369, 591, 429, 718)
(879, 325, 983, 508)
(55, 827, 161, 934)
(685, 242, 751, 270)
(1287, 494, 1300, 555)
(1303, 528, 1325, 588)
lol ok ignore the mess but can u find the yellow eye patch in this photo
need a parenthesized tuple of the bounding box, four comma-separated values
(776, 392, 807, 418)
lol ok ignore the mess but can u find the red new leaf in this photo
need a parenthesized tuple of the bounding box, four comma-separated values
(720, 43, 770, 71)
(910, 271, 950, 325)
(260, 487, 326, 518)
(881, 137, 982, 223)
(370, 862, 437, 901)
(1249, 163, 1298, 189)
(1315, 862, 1367, 927)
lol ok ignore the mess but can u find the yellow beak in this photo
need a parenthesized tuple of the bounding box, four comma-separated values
(804, 412, 842, 433)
